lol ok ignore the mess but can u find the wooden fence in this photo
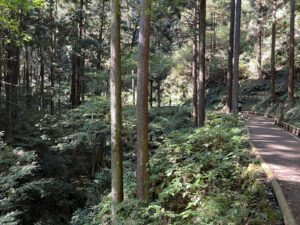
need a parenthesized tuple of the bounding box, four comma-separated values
(243, 111, 300, 138)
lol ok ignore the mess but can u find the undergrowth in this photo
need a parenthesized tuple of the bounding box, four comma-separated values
(71, 113, 281, 225)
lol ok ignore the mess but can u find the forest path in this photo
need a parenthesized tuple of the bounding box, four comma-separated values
(245, 114, 300, 224)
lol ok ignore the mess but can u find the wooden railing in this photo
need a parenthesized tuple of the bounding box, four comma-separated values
(243, 111, 300, 138)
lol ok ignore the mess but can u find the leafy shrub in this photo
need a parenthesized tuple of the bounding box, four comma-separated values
(72, 113, 280, 225)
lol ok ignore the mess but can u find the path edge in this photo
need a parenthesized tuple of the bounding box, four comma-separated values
(246, 126, 297, 225)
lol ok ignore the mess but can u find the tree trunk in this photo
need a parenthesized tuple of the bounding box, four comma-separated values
(5, 43, 19, 143)
(232, 0, 242, 115)
(192, 0, 198, 127)
(110, 0, 123, 218)
(97, 0, 105, 70)
(132, 71, 135, 105)
(198, 0, 206, 127)
(40, 53, 45, 110)
(25, 45, 31, 106)
(257, 0, 262, 79)
(130, 17, 139, 49)
(71, 38, 77, 107)
(150, 78, 153, 108)
(211, 12, 216, 52)
(270, 0, 276, 100)
(226, 0, 235, 114)
(136, 0, 151, 201)
(288, 0, 295, 105)
(157, 80, 161, 107)
(50, 0, 57, 114)
(58, 72, 61, 115)
(75, 0, 84, 106)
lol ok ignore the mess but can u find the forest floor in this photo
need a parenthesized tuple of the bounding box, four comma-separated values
(245, 113, 300, 224)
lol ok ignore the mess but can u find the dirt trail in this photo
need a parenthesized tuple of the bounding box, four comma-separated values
(245, 114, 300, 224)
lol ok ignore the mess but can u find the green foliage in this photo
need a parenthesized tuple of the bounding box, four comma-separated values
(72, 113, 280, 225)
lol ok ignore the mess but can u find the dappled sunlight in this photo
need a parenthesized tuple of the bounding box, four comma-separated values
(246, 113, 300, 221)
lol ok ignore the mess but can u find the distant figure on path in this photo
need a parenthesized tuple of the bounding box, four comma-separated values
(238, 100, 243, 112)
(169, 99, 172, 106)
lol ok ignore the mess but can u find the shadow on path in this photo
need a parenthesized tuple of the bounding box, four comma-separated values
(245, 114, 300, 224)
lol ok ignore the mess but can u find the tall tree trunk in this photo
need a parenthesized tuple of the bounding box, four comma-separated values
(132, 70, 135, 105)
(5, 43, 19, 143)
(213, 14, 216, 50)
(226, 0, 235, 114)
(288, 0, 295, 105)
(40, 53, 45, 110)
(136, 0, 151, 201)
(25, 44, 31, 106)
(232, 0, 242, 114)
(58, 72, 61, 115)
(270, 0, 276, 100)
(130, 17, 139, 49)
(71, 38, 77, 107)
(192, 0, 198, 127)
(110, 0, 123, 218)
(49, 0, 57, 114)
(150, 78, 153, 107)
(97, 0, 105, 70)
(75, 0, 84, 106)
(211, 12, 216, 52)
(256, 0, 262, 79)
(198, 0, 206, 127)
(157, 80, 161, 107)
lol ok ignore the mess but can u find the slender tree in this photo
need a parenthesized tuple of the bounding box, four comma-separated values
(198, 0, 206, 127)
(136, 0, 151, 200)
(256, 0, 262, 79)
(110, 0, 123, 218)
(232, 0, 242, 114)
(192, 0, 198, 127)
(40, 52, 45, 110)
(5, 42, 19, 143)
(24, 44, 31, 106)
(97, 0, 106, 71)
(226, 0, 235, 114)
(132, 70, 135, 105)
(49, 0, 57, 114)
(288, 0, 295, 105)
(270, 0, 276, 100)
(75, 0, 84, 106)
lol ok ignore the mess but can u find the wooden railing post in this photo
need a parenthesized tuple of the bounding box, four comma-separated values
(277, 103, 284, 124)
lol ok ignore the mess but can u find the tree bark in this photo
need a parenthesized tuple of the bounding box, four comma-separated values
(132, 70, 135, 105)
(110, 0, 123, 218)
(226, 0, 235, 114)
(136, 0, 151, 201)
(71, 38, 77, 107)
(75, 0, 84, 106)
(288, 0, 295, 105)
(192, 0, 198, 127)
(232, 0, 242, 114)
(130, 17, 139, 49)
(270, 0, 276, 100)
(198, 0, 206, 127)
(24, 44, 31, 106)
(40, 52, 45, 110)
(5, 43, 19, 143)
(157, 80, 161, 107)
(150, 78, 153, 108)
(256, 0, 262, 79)
(50, 0, 57, 114)
(97, 0, 105, 71)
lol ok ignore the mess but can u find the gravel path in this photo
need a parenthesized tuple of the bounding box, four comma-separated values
(245, 114, 300, 224)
